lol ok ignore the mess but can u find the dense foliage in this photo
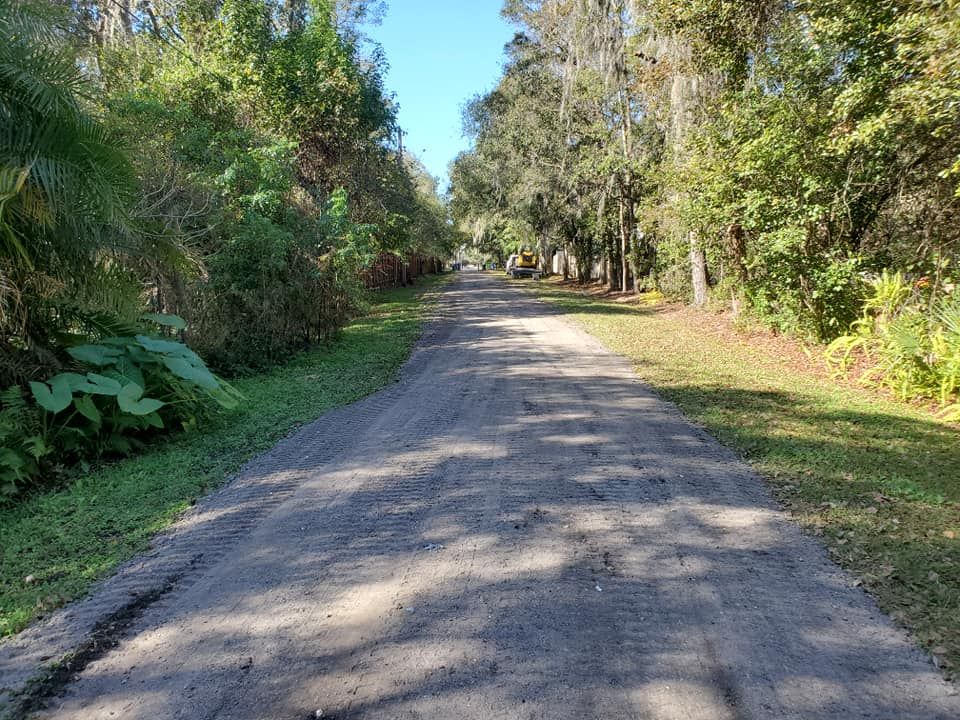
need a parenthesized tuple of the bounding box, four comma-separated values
(451, 0, 960, 410)
(0, 0, 454, 496)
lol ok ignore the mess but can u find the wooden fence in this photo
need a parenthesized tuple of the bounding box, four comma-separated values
(361, 253, 445, 290)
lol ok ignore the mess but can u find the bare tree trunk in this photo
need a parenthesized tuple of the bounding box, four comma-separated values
(142, 2, 164, 39)
(619, 196, 629, 293)
(626, 198, 637, 292)
(538, 233, 549, 276)
(617, 83, 635, 296)
(607, 236, 619, 292)
(101, 0, 133, 44)
(689, 231, 708, 306)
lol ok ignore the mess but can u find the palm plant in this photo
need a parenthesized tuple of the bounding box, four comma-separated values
(0, 0, 140, 383)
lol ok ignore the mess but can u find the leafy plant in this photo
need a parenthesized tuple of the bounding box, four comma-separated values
(32, 326, 238, 435)
(827, 272, 960, 414)
(0, 315, 242, 499)
(0, 385, 45, 496)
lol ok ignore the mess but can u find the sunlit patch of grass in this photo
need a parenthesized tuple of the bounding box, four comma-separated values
(529, 277, 960, 678)
(0, 274, 451, 638)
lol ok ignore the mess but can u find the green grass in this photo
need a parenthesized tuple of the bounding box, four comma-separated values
(527, 278, 960, 676)
(0, 274, 450, 637)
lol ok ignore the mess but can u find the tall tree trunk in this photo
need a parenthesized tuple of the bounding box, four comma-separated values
(100, 0, 133, 44)
(607, 236, 619, 292)
(625, 197, 636, 292)
(617, 84, 635, 295)
(665, 45, 712, 308)
(689, 231, 708, 306)
(619, 196, 629, 293)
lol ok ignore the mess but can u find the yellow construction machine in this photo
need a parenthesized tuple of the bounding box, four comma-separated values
(506, 249, 541, 279)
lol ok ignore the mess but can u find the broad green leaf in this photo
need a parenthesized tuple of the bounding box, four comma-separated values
(125, 345, 156, 365)
(67, 344, 123, 366)
(162, 356, 220, 390)
(29, 376, 72, 413)
(143, 412, 164, 429)
(73, 395, 101, 424)
(113, 357, 146, 389)
(135, 335, 192, 356)
(57, 373, 90, 390)
(117, 383, 165, 416)
(83, 373, 123, 396)
(123, 397, 165, 416)
(118, 381, 144, 403)
(50, 375, 74, 407)
(142, 313, 187, 330)
(207, 386, 241, 410)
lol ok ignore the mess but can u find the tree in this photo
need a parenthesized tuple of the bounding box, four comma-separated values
(455, 0, 958, 341)
(0, 0, 147, 384)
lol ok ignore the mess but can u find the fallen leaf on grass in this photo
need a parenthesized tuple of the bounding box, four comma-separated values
(944, 530, 956, 539)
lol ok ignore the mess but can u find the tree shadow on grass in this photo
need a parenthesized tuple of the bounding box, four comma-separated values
(650, 383, 960, 505)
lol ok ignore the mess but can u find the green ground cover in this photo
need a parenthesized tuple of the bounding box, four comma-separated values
(0, 275, 449, 637)
(528, 278, 960, 677)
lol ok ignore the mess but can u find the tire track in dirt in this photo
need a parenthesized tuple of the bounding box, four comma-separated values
(2, 272, 958, 720)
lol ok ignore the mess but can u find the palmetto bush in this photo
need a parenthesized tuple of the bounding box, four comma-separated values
(0, 0, 143, 384)
(826, 271, 960, 420)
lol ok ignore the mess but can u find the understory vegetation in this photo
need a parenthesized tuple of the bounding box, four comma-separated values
(0, 276, 446, 637)
(451, 0, 960, 414)
(1, 0, 455, 497)
(528, 277, 960, 677)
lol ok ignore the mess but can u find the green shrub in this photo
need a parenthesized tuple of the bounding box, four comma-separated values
(826, 271, 960, 419)
(0, 385, 43, 497)
(189, 190, 374, 373)
(1, 315, 239, 499)
(744, 226, 864, 340)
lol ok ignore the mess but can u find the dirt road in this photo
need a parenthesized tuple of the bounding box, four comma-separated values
(3, 272, 958, 719)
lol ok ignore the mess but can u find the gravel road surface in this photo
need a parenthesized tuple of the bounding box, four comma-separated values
(3, 272, 958, 719)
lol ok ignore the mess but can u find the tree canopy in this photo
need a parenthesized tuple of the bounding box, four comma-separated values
(452, 0, 960, 338)
(0, 0, 455, 495)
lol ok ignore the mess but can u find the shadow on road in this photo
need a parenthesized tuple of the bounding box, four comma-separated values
(14, 273, 958, 720)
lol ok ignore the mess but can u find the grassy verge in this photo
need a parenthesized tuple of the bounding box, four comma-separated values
(526, 277, 960, 677)
(0, 274, 450, 637)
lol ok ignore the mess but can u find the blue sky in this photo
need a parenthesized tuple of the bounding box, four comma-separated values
(366, 1, 515, 190)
